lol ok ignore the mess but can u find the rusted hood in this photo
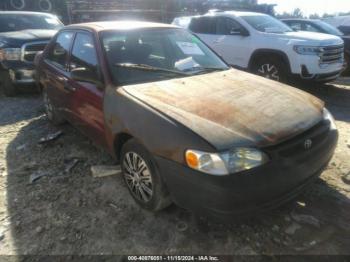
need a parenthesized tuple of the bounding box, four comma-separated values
(122, 69, 324, 150)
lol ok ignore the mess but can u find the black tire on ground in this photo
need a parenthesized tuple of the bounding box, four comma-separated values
(1, 72, 18, 97)
(343, 53, 350, 76)
(121, 139, 172, 211)
(42, 87, 65, 125)
(36, 0, 53, 12)
(252, 56, 289, 83)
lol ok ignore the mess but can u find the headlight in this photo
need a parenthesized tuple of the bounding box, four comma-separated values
(0, 48, 22, 61)
(294, 45, 324, 56)
(323, 108, 337, 130)
(185, 148, 269, 176)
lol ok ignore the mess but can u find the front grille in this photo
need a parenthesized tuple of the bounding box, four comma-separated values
(21, 41, 49, 63)
(320, 45, 344, 64)
(264, 120, 331, 158)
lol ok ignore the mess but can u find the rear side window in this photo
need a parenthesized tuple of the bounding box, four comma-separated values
(47, 31, 74, 69)
(70, 32, 98, 73)
(189, 17, 216, 34)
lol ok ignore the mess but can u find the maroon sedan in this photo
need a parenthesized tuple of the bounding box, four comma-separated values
(35, 21, 338, 220)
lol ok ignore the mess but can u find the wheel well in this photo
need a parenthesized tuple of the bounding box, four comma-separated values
(249, 50, 291, 73)
(114, 133, 133, 161)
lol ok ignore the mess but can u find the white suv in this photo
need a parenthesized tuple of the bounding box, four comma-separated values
(173, 11, 345, 83)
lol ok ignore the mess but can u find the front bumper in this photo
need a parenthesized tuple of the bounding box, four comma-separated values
(290, 53, 344, 82)
(1, 61, 35, 84)
(157, 121, 338, 221)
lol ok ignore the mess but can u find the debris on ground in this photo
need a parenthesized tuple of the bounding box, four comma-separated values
(296, 201, 306, 207)
(35, 226, 44, 234)
(38, 131, 63, 144)
(284, 222, 302, 235)
(64, 158, 81, 174)
(90, 165, 122, 178)
(176, 221, 188, 232)
(342, 172, 350, 185)
(16, 144, 26, 151)
(294, 240, 318, 252)
(29, 171, 50, 184)
(272, 225, 280, 232)
(291, 212, 321, 228)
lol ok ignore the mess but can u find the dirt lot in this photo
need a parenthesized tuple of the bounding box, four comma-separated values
(0, 79, 349, 256)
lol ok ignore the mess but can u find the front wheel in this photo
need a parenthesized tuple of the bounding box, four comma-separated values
(1, 72, 18, 97)
(343, 53, 350, 76)
(253, 57, 288, 83)
(121, 139, 171, 211)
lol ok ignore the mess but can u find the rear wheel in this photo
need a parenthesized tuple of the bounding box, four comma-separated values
(253, 57, 288, 83)
(43, 88, 65, 125)
(121, 139, 171, 211)
(1, 72, 17, 97)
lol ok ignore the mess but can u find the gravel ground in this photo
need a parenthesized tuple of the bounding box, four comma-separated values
(0, 79, 349, 255)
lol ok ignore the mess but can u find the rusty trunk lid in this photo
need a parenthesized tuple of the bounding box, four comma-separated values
(122, 69, 324, 150)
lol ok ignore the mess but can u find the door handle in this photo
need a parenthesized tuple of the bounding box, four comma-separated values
(64, 83, 76, 92)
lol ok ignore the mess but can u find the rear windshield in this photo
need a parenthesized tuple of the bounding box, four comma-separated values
(0, 14, 63, 33)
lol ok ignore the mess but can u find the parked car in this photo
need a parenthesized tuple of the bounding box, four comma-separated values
(35, 21, 338, 220)
(324, 16, 350, 35)
(173, 11, 345, 84)
(282, 19, 350, 75)
(0, 11, 63, 96)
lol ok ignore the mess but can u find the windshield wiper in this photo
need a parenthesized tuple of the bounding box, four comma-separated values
(114, 63, 188, 76)
(188, 67, 228, 75)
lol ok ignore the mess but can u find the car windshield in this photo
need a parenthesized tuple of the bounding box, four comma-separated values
(101, 28, 229, 86)
(242, 15, 293, 33)
(0, 14, 63, 33)
(314, 20, 344, 36)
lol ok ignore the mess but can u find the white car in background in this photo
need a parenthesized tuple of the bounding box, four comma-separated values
(173, 11, 345, 83)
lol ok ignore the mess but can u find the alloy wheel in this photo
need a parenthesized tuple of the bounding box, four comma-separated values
(258, 63, 280, 81)
(123, 152, 153, 203)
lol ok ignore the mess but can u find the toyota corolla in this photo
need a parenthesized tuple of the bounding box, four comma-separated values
(35, 21, 338, 220)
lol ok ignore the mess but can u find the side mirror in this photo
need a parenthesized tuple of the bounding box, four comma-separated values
(71, 67, 103, 88)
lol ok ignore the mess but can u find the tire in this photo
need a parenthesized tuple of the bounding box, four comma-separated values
(121, 139, 172, 211)
(9, 0, 26, 10)
(343, 53, 350, 76)
(253, 57, 288, 83)
(1, 72, 17, 97)
(43, 88, 65, 125)
(36, 0, 53, 12)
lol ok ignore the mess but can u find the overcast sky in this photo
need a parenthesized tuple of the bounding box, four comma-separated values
(259, 0, 350, 16)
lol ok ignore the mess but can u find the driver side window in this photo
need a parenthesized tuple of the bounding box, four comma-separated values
(70, 32, 98, 74)
(216, 17, 243, 35)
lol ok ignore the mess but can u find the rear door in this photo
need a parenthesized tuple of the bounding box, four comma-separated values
(43, 31, 74, 119)
(65, 31, 107, 147)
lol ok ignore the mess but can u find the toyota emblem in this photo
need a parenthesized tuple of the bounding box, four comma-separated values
(304, 139, 313, 150)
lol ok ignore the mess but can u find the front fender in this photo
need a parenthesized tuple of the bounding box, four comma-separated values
(103, 85, 215, 164)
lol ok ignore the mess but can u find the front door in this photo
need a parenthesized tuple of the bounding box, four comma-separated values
(211, 17, 251, 67)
